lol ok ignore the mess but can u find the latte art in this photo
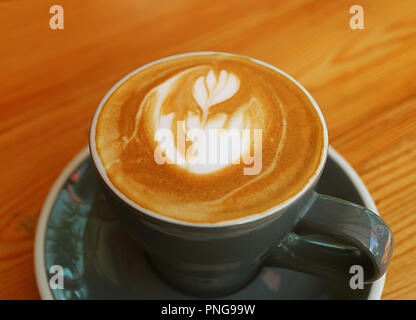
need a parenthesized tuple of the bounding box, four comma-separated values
(151, 68, 264, 175)
(95, 54, 324, 223)
(193, 70, 239, 113)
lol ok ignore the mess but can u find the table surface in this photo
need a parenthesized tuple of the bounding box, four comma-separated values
(1, 0, 415, 299)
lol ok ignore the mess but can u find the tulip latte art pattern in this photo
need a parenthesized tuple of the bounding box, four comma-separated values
(149, 68, 264, 175)
(95, 54, 324, 223)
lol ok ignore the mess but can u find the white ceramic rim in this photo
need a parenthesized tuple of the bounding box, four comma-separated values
(89, 51, 329, 228)
(34, 145, 386, 300)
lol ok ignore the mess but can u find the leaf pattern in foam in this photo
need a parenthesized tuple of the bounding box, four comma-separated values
(193, 70, 240, 115)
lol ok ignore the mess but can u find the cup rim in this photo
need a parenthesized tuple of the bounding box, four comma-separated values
(89, 51, 329, 228)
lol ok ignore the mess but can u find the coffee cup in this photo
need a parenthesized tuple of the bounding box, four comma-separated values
(89, 52, 393, 297)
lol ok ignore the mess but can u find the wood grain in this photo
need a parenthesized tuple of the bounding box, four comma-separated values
(0, 0, 415, 299)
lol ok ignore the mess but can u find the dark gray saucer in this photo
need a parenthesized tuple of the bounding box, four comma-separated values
(34, 147, 385, 299)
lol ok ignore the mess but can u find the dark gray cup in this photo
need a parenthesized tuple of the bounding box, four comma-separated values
(89, 52, 393, 297)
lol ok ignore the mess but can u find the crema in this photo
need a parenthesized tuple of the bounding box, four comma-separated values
(95, 53, 324, 223)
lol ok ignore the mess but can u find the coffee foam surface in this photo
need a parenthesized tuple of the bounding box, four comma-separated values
(95, 54, 324, 223)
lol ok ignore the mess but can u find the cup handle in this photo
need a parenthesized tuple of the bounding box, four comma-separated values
(265, 192, 393, 282)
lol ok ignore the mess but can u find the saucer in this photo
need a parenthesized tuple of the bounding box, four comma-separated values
(34, 146, 386, 299)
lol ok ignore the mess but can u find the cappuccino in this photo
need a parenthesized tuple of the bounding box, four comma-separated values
(94, 53, 324, 223)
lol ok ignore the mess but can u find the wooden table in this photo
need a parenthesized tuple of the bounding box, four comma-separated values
(1, 0, 415, 299)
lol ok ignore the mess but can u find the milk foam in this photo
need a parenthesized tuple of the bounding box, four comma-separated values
(127, 66, 264, 175)
(95, 54, 324, 223)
